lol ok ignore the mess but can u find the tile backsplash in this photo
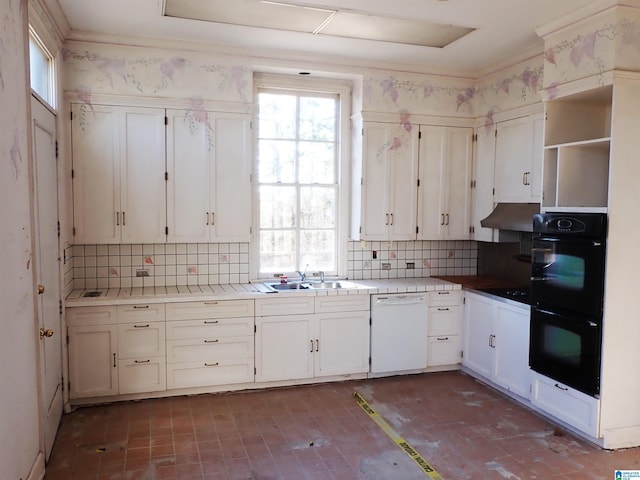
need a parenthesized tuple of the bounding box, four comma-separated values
(347, 240, 477, 280)
(72, 243, 250, 290)
(71, 240, 477, 290)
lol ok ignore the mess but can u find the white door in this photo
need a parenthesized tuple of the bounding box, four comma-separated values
(315, 311, 370, 377)
(462, 293, 495, 379)
(471, 125, 497, 242)
(494, 116, 532, 202)
(31, 96, 62, 460)
(417, 126, 446, 239)
(445, 127, 473, 239)
(494, 303, 531, 398)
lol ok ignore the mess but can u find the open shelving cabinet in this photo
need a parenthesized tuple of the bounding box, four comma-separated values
(542, 85, 612, 212)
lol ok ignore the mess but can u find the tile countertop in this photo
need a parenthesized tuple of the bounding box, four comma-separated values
(432, 275, 527, 290)
(65, 278, 461, 307)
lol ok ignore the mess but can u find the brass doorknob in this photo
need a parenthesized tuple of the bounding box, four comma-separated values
(37, 284, 45, 294)
(39, 328, 54, 338)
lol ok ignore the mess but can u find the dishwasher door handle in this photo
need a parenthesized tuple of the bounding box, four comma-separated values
(375, 296, 425, 306)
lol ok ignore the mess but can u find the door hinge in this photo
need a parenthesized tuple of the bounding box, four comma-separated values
(470, 180, 476, 188)
(460, 350, 464, 358)
(418, 130, 422, 139)
(164, 116, 168, 125)
(55, 141, 59, 158)
(249, 226, 253, 234)
(57, 221, 61, 238)
(417, 178, 420, 187)
(359, 226, 362, 234)
(416, 226, 419, 234)
(59, 299, 63, 315)
(472, 133, 477, 142)
(72, 226, 76, 236)
(492, 188, 495, 196)
(165, 226, 169, 235)
(70, 111, 73, 121)
(360, 177, 363, 186)
(71, 169, 75, 179)
(495, 129, 498, 138)
(254, 325, 257, 333)
(165, 172, 168, 181)
(254, 367, 257, 375)
(368, 356, 372, 365)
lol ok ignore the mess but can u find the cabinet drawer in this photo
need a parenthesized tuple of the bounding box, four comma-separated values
(428, 305, 462, 336)
(118, 357, 166, 394)
(166, 299, 254, 321)
(167, 359, 254, 389)
(255, 296, 315, 316)
(428, 290, 463, 307)
(117, 322, 165, 358)
(315, 294, 369, 314)
(117, 304, 165, 323)
(167, 337, 254, 364)
(166, 317, 253, 340)
(427, 335, 461, 367)
(531, 372, 600, 437)
(66, 306, 117, 327)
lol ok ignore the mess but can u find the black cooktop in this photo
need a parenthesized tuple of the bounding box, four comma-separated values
(477, 287, 531, 305)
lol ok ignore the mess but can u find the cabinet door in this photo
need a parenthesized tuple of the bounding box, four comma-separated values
(471, 125, 497, 242)
(255, 315, 314, 382)
(445, 127, 473, 239)
(315, 311, 369, 377)
(120, 107, 167, 243)
(417, 126, 446, 239)
(494, 116, 533, 202)
(212, 114, 252, 242)
(119, 358, 166, 395)
(71, 104, 120, 244)
(360, 122, 418, 240)
(462, 293, 495, 379)
(494, 303, 531, 398)
(360, 123, 394, 240)
(166, 109, 212, 243)
(117, 322, 165, 358)
(68, 325, 118, 399)
(417, 126, 472, 240)
(428, 335, 461, 367)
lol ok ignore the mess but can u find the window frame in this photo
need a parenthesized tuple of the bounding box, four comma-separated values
(28, 27, 56, 109)
(251, 73, 351, 281)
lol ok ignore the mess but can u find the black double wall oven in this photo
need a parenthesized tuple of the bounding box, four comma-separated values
(529, 213, 607, 397)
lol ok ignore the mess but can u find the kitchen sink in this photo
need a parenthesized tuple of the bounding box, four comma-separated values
(263, 280, 362, 292)
(309, 281, 359, 289)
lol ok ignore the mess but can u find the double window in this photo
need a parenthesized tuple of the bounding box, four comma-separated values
(255, 79, 347, 279)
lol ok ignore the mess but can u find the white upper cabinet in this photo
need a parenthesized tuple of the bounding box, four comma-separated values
(494, 113, 543, 203)
(72, 104, 166, 244)
(166, 110, 252, 243)
(470, 125, 497, 242)
(417, 126, 473, 240)
(354, 121, 419, 241)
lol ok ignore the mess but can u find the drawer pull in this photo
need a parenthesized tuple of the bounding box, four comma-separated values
(204, 362, 219, 367)
(204, 301, 218, 305)
(437, 307, 450, 311)
(133, 324, 150, 328)
(134, 359, 150, 364)
(554, 383, 569, 391)
(436, 337, 449, 341)
(133, 305, 150, 309)
(113, 353, 116, 368)
(204, 320, 219, 324)
(204, 339, 219, 343)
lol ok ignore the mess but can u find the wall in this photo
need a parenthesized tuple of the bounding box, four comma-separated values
(0, 0, 43, 478)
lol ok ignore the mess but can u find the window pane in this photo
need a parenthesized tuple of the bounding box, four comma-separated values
(300, 96, 335, 141)
(300, 187, 335, 228)
(301, 230, 335, 271)
(258, 140, 296, 183)
(29, 37, 51, 104)
(258, 93, 297, 139)
(299, 141, 335, 184)
(260, 230, 296, 273)
(259, 186, 297, 228)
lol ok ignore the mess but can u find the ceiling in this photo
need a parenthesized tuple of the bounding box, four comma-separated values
(54, 0, 598, 73)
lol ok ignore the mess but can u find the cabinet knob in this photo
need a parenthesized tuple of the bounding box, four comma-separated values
(37, 284, 45, 294)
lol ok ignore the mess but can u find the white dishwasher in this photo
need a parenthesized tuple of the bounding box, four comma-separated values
(370, 293, 428, 374)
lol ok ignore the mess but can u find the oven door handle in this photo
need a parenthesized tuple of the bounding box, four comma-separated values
(535, 236, 603, 247)
(530, 277, 550, 282)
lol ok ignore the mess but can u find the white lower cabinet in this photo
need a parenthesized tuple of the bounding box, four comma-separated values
(67, 303, 167, 399)
(255, 295, 370, 382)
(427, 290, 463, 368)
(463, 291, 531, 399)
(531, 371, 600, 437)
(165, 300, 255, 389)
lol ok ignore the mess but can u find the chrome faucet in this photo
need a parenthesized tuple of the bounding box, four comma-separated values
(318, 271, 325, 282)
(296, 265, 308, 282)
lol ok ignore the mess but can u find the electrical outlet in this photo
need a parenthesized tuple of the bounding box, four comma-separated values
(136, 269, 149, 277)
(406, 262, 415, 269)
(382, 263, 391, 270)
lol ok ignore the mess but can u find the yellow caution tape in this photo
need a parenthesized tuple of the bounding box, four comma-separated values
(353, 391, 445, 480)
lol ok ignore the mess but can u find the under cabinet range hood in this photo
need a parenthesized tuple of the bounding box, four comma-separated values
(480, 203, 539, 232)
